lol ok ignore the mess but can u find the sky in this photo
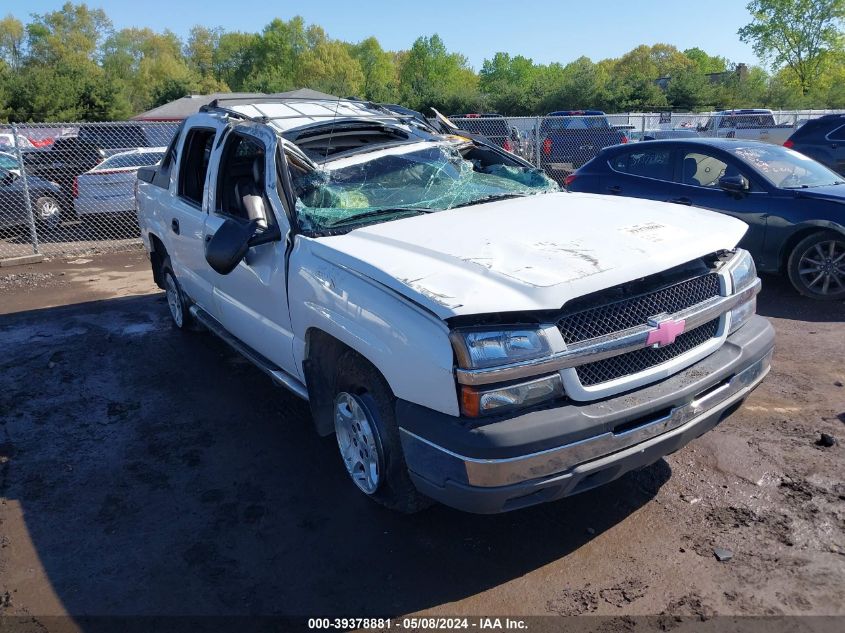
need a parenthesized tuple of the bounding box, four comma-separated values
(6, 0, 764, 70)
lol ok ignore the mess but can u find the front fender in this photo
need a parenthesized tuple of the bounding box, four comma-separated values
(775, 219, 845, 269)
(289, 237, 459, 416)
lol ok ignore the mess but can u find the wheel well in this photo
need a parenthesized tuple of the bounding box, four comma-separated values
(303, 329, 389, 437)
(778, 227, 828, 273)
(148, 233, 167, 289)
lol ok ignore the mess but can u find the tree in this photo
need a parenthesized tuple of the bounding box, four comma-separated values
(185, 25, 221, 81)
(102, 28, 199, 114)
(479, 52, 540, 113)
(213, 31, 258, 90)
(683, 47, 729, 74)
(351, 37, 397, 102)
(300, 40, 363, 96)
(738, 0, 845, 95)
(666, 68, 714, 110)
(398, 35, 480, 113)
(0, 15, 24, 70)
(26, 2, 111, 66)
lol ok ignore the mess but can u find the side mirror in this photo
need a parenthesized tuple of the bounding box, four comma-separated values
(205, 217, 282, 275)
(718, 175, 749, 194)
(205, 218, 259, 275)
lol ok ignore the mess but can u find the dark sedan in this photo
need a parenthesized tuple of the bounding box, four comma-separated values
(0, 166, 62, 231)
(566, 138, 845, 300)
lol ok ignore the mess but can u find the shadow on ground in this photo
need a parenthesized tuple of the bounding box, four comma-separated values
(0, 295, 670, 620)
(757, 273, 845, 322)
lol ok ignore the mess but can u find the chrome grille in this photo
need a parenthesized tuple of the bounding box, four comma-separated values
(576, 319, 720, 386)
(557, 273, 721, 344)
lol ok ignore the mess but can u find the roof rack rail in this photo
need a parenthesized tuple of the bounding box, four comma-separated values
(196, 98, 430, 129)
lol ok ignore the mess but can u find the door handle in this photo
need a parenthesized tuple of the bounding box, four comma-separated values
(171, 218, 180, 234)
(608, 185, 622, 194)
(668, 197, 692, 205)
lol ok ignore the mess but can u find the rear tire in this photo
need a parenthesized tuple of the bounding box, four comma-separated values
(34, 196, 61, 230)
(787, 231, 845, 300)
(160, 256, 193, 329)
(332, 350, 433, 513)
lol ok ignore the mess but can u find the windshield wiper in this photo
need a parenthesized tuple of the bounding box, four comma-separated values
(324, 207, 434, 228)
(447, 193, 529, 209)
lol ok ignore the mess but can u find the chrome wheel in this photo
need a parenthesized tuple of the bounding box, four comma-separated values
(334, 392, 382, 494)
(37, 197, 61, 228)
(797, 239, 845, 296)
(164, 272, 184, 327)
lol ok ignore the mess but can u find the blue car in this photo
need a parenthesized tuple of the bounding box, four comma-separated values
(566, 138, 845, 300)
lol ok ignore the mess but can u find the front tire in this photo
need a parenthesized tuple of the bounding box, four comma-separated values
(787, 231, 845, 300)
(332, 351, 432, 513)
(160, 257, 193, 329)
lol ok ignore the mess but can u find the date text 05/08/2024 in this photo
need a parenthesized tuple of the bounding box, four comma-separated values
(307, 617, 529, 630)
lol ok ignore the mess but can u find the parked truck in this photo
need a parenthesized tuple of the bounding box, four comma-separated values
(538, 111, 629, 183)
(135, 96, 774, 514)
(698, 109, 794, 144)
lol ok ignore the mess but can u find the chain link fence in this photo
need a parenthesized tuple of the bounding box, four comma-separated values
(0, 121, 178, 260)
(0, 111, 841, 259)
(448, 110, 844, 184)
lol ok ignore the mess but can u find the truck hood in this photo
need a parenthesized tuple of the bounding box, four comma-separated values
(312, 191, 747, 319)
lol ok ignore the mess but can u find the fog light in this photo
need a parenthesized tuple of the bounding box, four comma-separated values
(460, 374, 564, 417)
(729, 297, 756, 334)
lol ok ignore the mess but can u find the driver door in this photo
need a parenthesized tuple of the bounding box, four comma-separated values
(203, 126, 298, 378)
(668, 146, 769, 259)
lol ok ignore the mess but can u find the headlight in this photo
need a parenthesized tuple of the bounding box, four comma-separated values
(460, 374, 564, 417)
(727, 249, 758, 334)
(729, 249, 757, 292)
(450, 327, 553, 370)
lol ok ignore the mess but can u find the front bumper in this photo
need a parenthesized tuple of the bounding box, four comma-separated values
(398, 315, 774, 513)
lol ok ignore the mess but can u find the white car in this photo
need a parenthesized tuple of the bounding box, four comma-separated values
(135, 97, 774, 514)
(0, 133, 35, 151)
(74, 147, 166, 216)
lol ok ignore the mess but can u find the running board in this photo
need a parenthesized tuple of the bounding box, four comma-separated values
(189, 305, 309, 401)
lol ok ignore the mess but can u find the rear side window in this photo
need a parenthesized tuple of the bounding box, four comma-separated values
(827, 124, 845, 142)
(178, 128, 216, 206)
(609, 149, 673, 181)
(456, 119, 509, 137)
(100, 151, 164, 170)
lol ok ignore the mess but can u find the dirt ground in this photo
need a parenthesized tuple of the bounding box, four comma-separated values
(0, 250, 843, 628)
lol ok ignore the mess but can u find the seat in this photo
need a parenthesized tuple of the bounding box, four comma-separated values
(234, 157, 268, 228)
(683, 157, 701, 186)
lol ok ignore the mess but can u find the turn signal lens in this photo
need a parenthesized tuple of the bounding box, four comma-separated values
(460, 374, 565, 417)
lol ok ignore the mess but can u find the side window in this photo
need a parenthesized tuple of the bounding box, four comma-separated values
(827, 124, 845, 142)
(178, 127, 216, 207)
(609, 149, 673, 181)
(680, 151, 737, 188)
(216, 132, 272, 228)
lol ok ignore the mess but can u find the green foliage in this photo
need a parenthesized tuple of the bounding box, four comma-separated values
(2, 2, 845, 122)
(739, 0, 845, 94)
(398, 35, 480, 113)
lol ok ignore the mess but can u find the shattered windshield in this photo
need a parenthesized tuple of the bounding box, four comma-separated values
(291, 141, 558, 232)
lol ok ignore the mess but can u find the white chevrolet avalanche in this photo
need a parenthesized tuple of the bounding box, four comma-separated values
(135, 97, 774, 513)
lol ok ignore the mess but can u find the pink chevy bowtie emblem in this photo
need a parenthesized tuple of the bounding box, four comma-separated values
(646, 318, 686, 347)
